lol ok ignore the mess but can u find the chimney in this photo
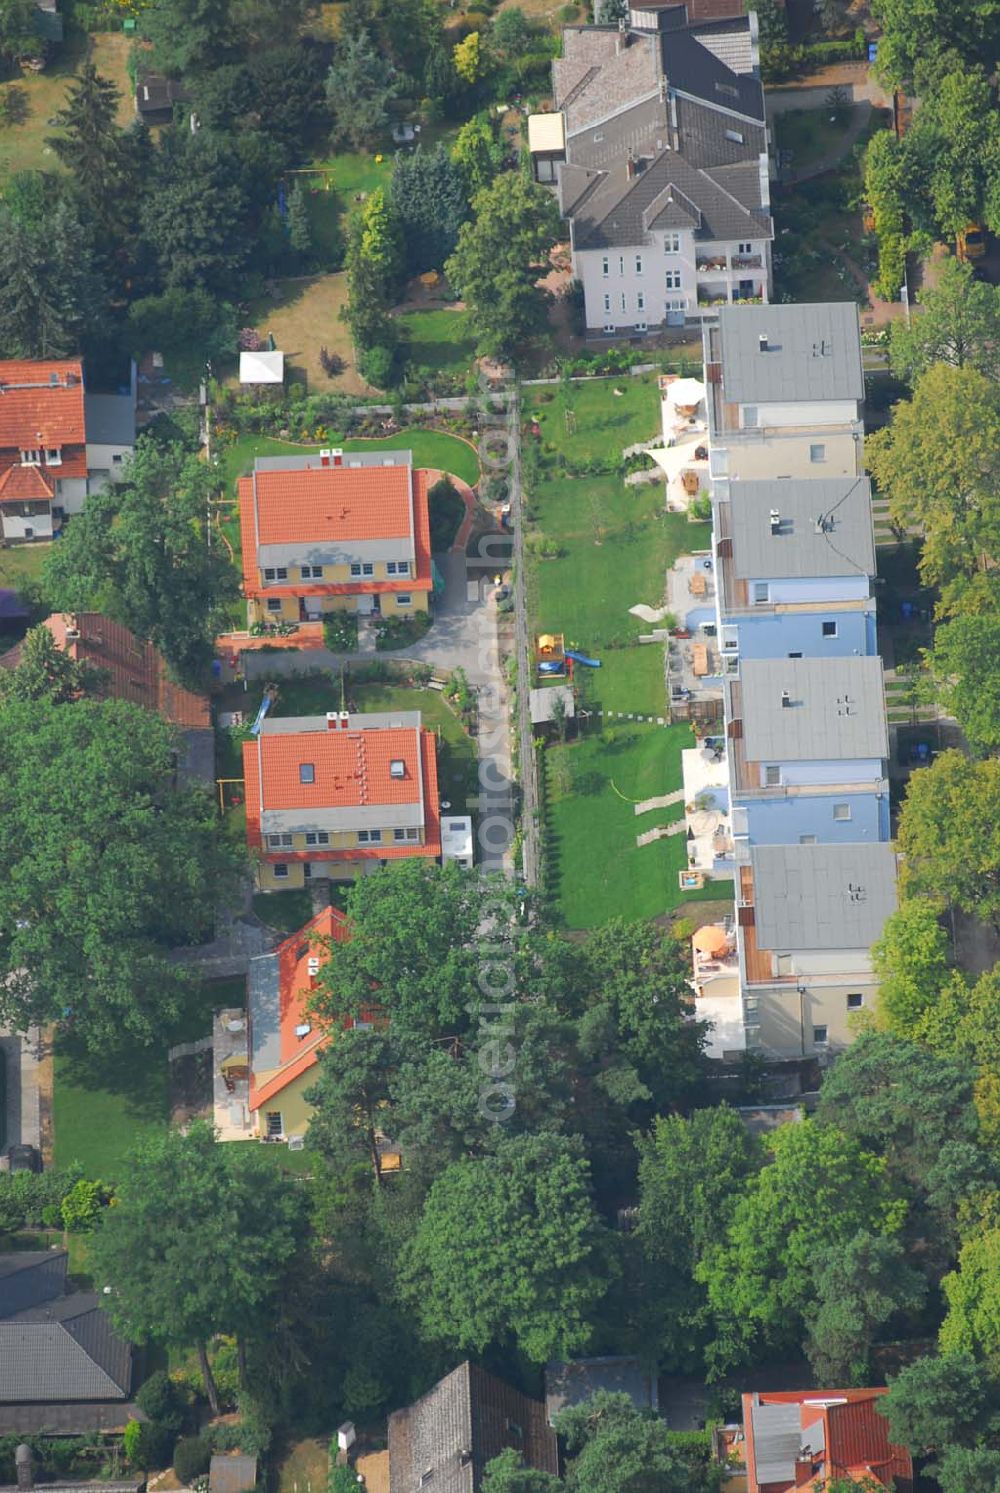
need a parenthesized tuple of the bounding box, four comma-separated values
(769, 508, 781, 534)
(338, 710, 350, 730)
(332, 449, 343, 467)
(326, 711, 339, 730)
(758, 333, 768, 352)
(15, 1445, 33, 1492)
(781, 690, 791, 708)
(626, 149, 637, 180)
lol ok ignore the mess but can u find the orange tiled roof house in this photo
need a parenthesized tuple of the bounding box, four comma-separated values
(237, 450, 432, 628)
(742, 1388, 914, 1493)
(243, 708, 442, 890)
(0, 359, 135, 545)
(246, 905, 368, 1141)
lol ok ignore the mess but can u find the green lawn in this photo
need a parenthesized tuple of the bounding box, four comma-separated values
(0, 540, 50, 593)
(572, 646, 668, 716)
(52, 976, 246, 1179)
(775, 105, 871, 173)
(546, 723, 732, 929)
(218, 428, 480, 494)
(399, 308, 477, 374)
(252, 887, 316, 933)
(530, 374, 661, 462)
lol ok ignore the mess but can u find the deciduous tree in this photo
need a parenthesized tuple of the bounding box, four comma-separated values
(889, 258, 1000, 385)
(445, 172, 560, 364)
(481, 1450, 561, 1493)
(43, 439, 239, 680)
(555, 1392, 719, 1493)
(401, 1133, 613, 1362)
(90, 1124, 308, 1413)
(450, 113, 505, 197)
(896, 751, 1000, 924)
(696, 1118, 904, 1372)
(865, 365, 1000, 590)
(927, 611, 1000, 755)
(882, 1351, 997, 1452)
(0, 698, 243, 1050)
(872, 901, 952, 1036)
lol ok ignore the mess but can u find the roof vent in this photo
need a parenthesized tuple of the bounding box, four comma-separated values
(390, 759, 406, 778)
(295, 1022, 312, 1039)
(781, 689, 791, 708)
(307, 957, 320, 975)
(758, 333, 768, 352)
(847, 882, 867, 904)
(813, 339, 831, 357)
(769, 508, 781, 534)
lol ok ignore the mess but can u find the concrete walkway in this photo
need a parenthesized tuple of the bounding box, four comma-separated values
(0, 1028, 42, 1154)
(634, 789, 685, 815)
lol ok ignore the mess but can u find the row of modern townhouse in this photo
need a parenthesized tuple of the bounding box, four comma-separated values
(675, 301, 898, 1066)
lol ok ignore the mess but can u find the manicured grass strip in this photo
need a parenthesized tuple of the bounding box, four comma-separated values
(219, 428, 480, 494)
(546, 722, 729, 928)
(53, 1038, 169, 1180)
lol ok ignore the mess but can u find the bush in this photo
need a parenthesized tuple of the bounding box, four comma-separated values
(329, 1467, 359, 1493)
(125, 1418, 174, 1470)
(174, 1436, 211, 1485)
(323, 612, 359, 652)
(374, 612, 432, 651)
(358, 343, 401, 389)
(60, 1178, 109, 1233)
(136, 1370, 187, 1434)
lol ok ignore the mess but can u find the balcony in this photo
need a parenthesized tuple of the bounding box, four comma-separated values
(696, 254, 728, 273)
(697, 288, 730, 308)
(731, 254, 763, 270)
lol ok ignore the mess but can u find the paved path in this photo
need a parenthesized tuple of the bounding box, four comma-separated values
(0, 1028, 42, 1154)
(634, 789, 685, 815)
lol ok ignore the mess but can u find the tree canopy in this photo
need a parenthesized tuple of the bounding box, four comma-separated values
(0, 697, 243, 1050)
(889, 258, 1000, 385)
(865, 364, 1000, 592)
(896, 751, 1000, 923)
(91, 1123, 309, 1412)
(445, 172, 561, 364)
(400, 1133, 613, 1362)
(0, 625, 104, 705)
(43, 438, 239, 681)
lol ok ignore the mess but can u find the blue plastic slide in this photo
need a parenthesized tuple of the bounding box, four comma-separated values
(565, 649, 601, 668)
(250, 694, 274, 735)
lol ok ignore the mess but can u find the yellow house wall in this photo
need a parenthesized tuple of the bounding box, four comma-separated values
(249, 588, 429, 624)
(380, 591, 428, 616)
(253, 1067, 318, 1139)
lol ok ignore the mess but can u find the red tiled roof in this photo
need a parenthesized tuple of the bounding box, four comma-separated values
(0, 465, 54, 501)
(249, 905, 359, 1110)
(39, 613, 209, 730)
(742, 1389, 913, 1493)
(0, 360, 86, 448)
(244, 723, 442, 860)
(248, 465, 413, 545)
(238, 465, 433, 598)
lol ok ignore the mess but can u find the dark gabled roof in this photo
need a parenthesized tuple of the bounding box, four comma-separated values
(0, 1253, 133, 1405)
(659, 24, 763, 120)
(568, 147, 770, 251)
(389, 1362, 559, 1493)
(0, 1252, 68, 1317)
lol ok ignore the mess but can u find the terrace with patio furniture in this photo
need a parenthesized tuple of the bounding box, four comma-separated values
(681, 743, 734, 877)
(645, 375, 711, 513)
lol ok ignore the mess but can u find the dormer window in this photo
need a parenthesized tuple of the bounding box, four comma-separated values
(45, 448, 62, 466)
(19, 449, 40, 465)
(390, 759, 406, 778)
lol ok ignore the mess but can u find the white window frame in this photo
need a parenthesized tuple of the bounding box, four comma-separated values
(618, 255, 624, 275)
(813, 1025, 829, 1046)
(737, 241, 752, 254)
(603, 323, 615, 334)
(833, 803, 851, 821)
(358, 829, 383, 844)
(266, 598, 282, 613)
(273, 863, 289, 879)
(664, 232, 680, 253)
(305, 830, 330, 847)
(44, 447, 62, 467)
(362, 562, 374, 577)
(665, 269, 682, 290)
(603, 293, 611, 313)
(752, 582, 769, 604)
(19, 448, 40, 465)
(396, 593, 412, 605)
(265, 1111, 283, 1136)
(764, 764, 781, 786)
(822, 620, 838, 639)
(602, 256, 609, 277)
(350, 562, 362, 577)
(810, 443, 826, 464)
(635, 254, 643, 275)
(637, 291, 645, 312)
(847, 992, 864, 1010)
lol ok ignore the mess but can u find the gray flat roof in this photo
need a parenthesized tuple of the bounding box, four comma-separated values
(728, 477, 875, 580)
(752, 842, 898, 950)
(84, 392, 135, 447)
(717, 302, 865, 404)
(253, 450, 412, 473)
(260, 710, 422, 735)
(750, 1401, 801, 1486)
(248, 951, 281, 1072)
(740, 657, 888, 762)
